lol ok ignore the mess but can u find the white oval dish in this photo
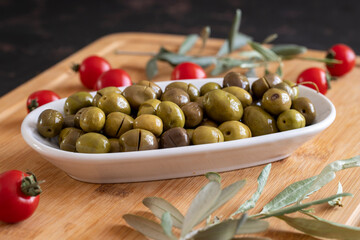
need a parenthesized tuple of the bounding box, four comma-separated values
(21, 78, 336, 183)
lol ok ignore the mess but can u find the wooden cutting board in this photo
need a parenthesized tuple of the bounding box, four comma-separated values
(0, 33, 359, 240)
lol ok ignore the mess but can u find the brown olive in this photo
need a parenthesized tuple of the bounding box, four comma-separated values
(137, 80, 163, 99)
(223, 72, 250, 91)
(63, 114, 75, 128)
(109, 138, 121, 152)
(122, 85, 157, 110)
(161, 88, 190, 107)
(181, 102, 204, 128)
(160, 127, 190, 148)
(59, 127, 84, 152)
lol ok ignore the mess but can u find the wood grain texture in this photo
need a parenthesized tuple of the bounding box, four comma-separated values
(0, 33, 359, 240)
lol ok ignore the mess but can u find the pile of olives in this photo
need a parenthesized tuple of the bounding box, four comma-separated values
(36, 72, 316, 153)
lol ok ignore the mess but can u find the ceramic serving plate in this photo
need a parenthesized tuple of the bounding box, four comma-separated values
(21, 78, 336, 183)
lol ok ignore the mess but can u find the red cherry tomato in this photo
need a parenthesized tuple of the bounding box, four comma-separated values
(171, 62, 206, 80)
(74, 56, 111, 89)
(0, 170, 42, 223)
(94, 69, 132, 90)
(326, 44, 356, 77)
(296, 67, 329, 94)
(27, 90, 60, 113)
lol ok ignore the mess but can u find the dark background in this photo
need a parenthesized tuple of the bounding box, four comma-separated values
(1, 0, 359, 97)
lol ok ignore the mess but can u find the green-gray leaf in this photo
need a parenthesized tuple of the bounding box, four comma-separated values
(236, 219, 269, 234)
(198, 180, 246, 225)
(143, 197, 184, 229)
(178, 34, 199, 55)
(328, 182, 343, 207)
(271, 44, 307, 57)
(261, 176, 318, 214)
(123, 214, 171, 240)
(232, 164, 271, 216)
(161, 212, 173, 237)
(146, 57, 158, 80)
(200, 26, 211, 50)
(248, 41, 280, 62)
(193, 215, 247, 240)
(262, 33, 278, 44)
(276, 63, 283, 77)
(299, 155, 360, 202)
(228, 9, 242, 53)
(205, 172, 221, 183)
(238, 50, 264, 60)
(261, 193, 352, 219)
(180, 181, 222, 237)
(218, 33, 252, 56)
(211, 58, 260, 76)
(278, 215, 360, 240)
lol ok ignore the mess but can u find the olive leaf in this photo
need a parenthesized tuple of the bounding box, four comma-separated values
(238, 51, 264, 60)
(245, 68, 257, 78)
(236, 219, 269, 234)
(146, 57, 159, 80)
(271, 44, 307, 57)
(180, 180, 222, 237)
(298, 155, 360, 203)
(261, 193, 352, 219)
(161, 212, 174, 237)
(262, 33, 278, 44)
(197, 179, 247, 225)
(178, 34, 199, 55)
(276, 62, 283, 77)
(328, 182, 343, 207)
(143, 197, 184, 229)
(205, 172, 221, 183)
(232, 164, 271, 216)
(248, 41, 280, 62)
(200, 26, 211, 50)
(123, 214, 172, 240)
(228, 9, 242, 53)
(278, 215, 360, 240)
(217, 33, 252, 57)
(192, 214, 247, 240)
(260, 176, 318, 214)
(211, 58, 259, 76)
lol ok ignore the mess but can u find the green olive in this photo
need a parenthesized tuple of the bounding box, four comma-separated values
(134, 114, 163, 137)
(192, 126, 224, 145)
(76, 132, 110, 153)
(194, 96, 205, 109)
(104, 112, 134, 138)
(181, 102, 203, 128)
(292, 97, 316, 125)
(243, 106, 278, 136)
(262, 88, 291, 115)
(93, 87, 122, 107)
(284, 80, 299, 100)
(137, 99, 161, 116)
(59, 127, 84, 152)
(199, 118, 218, 128)
(273, 82, 298, 101)
(223, 72, 250, 91)
(97, 92, 131, 115)
(218, 121, 252, 141)
(222, 86, 252, 107)
(277, 109, 306, 131)
(109, 138, 121, 152)
(161, 88, 190, 107)
(79, 106, 106, 132)
(63, 114, 75, 128)
(122, 85, 157, 110)
(200, 82, 222, 96)
(203, 89, 243, 122)
(37, 109, 64, 138)
(156, 101, 185, 130)
(64, 92, 93, 116)
(186, 129, 194, 143)
(165, 82, 188, 92)
(187, 84, 200, 101)
(137, 80, 163, 99)
(119, 129, 158, 152)
(74, 107, 89, 128)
